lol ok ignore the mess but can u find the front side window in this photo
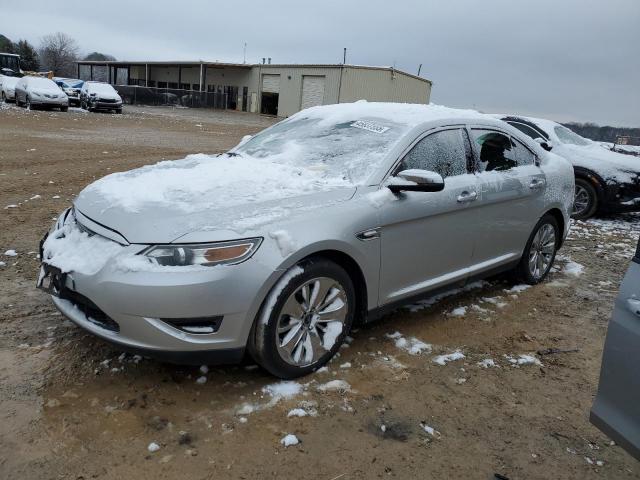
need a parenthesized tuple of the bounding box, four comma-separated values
(472, 130, 535, 172)
(398, 129, 470, 178)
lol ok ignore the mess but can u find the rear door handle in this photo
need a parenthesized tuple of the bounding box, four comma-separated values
(627, 299, 640, 317)
(457, 191, 478, 203)
(529, 178, 546, 189)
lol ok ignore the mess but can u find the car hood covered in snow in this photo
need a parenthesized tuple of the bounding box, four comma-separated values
(74, 153, 356, 244)
(557, 143, 640, 184)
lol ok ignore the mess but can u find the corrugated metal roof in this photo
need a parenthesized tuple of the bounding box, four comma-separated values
(75, 61, 431, 84)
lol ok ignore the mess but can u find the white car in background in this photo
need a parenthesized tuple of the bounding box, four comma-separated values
(15, 76, 69, 111)
(498, 115, 640, 219)
(0, 75, 19, 102)
(80, 81, 123, 113)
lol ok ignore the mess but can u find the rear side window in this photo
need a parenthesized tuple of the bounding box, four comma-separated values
(399, 129, 470, 178)
(471, 130, 536, 172)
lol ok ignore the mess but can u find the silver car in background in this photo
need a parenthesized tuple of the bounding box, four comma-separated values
(0, 75, 19, 102)
(37, 103, 574, 378)
(15, 76, 69, 111)
(591, 235, 640, 460)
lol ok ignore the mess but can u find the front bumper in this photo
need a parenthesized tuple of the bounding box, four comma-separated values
(40, 212, 278, 365)
(31, 96, 68, 107)
(604, 183, 640, 213)
(90, 100, 122, 110)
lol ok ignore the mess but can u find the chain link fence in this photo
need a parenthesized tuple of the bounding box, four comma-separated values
(114, 85, 229, 109)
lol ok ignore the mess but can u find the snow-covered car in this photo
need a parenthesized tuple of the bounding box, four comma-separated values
(54, 77, 84, 107)
(498, 115, 640, 219)
(80, 81, 122, 113)
(0, 75, 19, 102)
(14, 76, 69, 111)
(36, 102, 574, 378)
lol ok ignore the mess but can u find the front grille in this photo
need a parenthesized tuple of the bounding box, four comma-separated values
(99, 98, 117, 103)
(60, 287, 120, 332)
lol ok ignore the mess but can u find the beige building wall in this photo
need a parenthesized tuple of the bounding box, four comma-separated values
(338, 67, 431, 104)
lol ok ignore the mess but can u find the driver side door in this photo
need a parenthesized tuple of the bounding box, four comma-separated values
(378, 127, 481, 305)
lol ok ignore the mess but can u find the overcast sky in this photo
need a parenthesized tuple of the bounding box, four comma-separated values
(3, 0, 639, 126)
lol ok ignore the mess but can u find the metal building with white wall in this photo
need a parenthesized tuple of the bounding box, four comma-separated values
(76, 60, 432, 117)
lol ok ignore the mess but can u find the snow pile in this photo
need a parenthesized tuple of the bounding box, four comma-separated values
(449, 306, 467, 317)
(147, 442, 161, 453)
(263, 381, 304, 399)
(4, 249, 17, 257)
(504, 284, 531, 294)
(280, 434, 300, 447)
(367, 187, 397, 208)
(316, 380, 351, 393)
(287, 408, 308, 418)
(478, 358, 498, 368)
(386, 331, 432, 355)
(563, 260, 584, 277)
(433, 351, 465, 366)
(505, 354, 542, 366)
(42, 223, 123, 275)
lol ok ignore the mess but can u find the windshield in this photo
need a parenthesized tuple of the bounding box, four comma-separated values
(234, 115, 407, 184)
(88, 83, 117, 94)
(28, 77, 56, 89)
(554, 125, 590, 146)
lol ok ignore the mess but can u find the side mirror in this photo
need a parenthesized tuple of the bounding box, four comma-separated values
(388, 169, 445, 193)
(535, 138, 553, 152)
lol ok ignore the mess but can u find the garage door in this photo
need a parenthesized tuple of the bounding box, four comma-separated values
(262, 74, 280, 93)
(301, 76, 325, 109)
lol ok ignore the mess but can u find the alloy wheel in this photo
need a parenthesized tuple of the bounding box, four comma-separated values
(572, 185, 590, 216)
(276, 277, 348, 366)
(528, 223, 556, 280)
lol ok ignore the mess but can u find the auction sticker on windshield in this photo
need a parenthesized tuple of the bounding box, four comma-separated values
(351, 120, 390, 134)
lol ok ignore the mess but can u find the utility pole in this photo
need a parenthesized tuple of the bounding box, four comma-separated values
(343, 47, 347, 64)
(243, 42, 247, 64)
(417, 63, 422, 76)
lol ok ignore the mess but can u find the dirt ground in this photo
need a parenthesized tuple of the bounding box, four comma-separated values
(1, 103, 639, 480)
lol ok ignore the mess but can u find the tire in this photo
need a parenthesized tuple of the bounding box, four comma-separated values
(572, 178, 598, 220)
(1, 92, 5, 102)
(515, 214, 560, 285)
(249, 259, 356, 379)
(60, 106, 68, 112)
(115, 108, 122, 114)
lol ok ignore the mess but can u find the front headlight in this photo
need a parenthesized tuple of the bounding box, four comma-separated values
(142, 238, 262, 267)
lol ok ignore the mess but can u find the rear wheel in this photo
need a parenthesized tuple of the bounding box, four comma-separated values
(249, 259, 355, 378)
(572, 178, 598, 220)
(515, 214, 559, 285)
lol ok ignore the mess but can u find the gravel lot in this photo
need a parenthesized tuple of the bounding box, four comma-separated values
(1, 104, 639, 480)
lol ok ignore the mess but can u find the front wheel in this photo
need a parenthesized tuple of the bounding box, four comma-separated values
(60, 106, 68, 112)
(249, 259, 355, 378)
(1, 92, 5, 102)
(572, 178, 598, 220)
(515, 214, 559, 285)
(25, 96, 31, 110)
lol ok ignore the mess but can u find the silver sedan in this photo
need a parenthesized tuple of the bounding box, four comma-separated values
(37, 103, 574, 378)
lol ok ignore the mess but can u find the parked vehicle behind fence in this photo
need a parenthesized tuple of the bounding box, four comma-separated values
(36, 103, 574, 378)
(591, 235, 640, 461)
(15, 76, 68, 111)
(80, 81, 123, 113)
(0, 75, 19, 102)
(497, 115, 640, 220)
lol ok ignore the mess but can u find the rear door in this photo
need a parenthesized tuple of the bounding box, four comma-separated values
(591, 238, 640, 460)
(468, 128, 547, 269)
(378, 127, 480, 305)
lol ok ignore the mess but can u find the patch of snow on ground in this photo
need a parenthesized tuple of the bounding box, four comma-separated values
(420, 422, 441, 438)
(280, 434, 300, 447)
(433, 351, 465, 366)
(4, 249, 17, 256)
(287, 408, 308, 418)
(385, 331, 432, 355)
(316, 380, 351, 393)
(504, 284, 531, 294)
(147, 442, 161, 452)
(505, 354, 542, 366)
(563, 260, 584, 277)
(449, 306, 467, 317)
(263, 381, 303, 399)
(478, 358, 498, 368)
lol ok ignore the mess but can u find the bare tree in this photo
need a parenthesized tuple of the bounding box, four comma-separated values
(39, 32, 79, 77)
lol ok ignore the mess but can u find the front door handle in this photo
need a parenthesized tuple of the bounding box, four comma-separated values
(529, 178, 546, 189)
(627, 299, 640, 317)
(457, 191, 478, 203)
